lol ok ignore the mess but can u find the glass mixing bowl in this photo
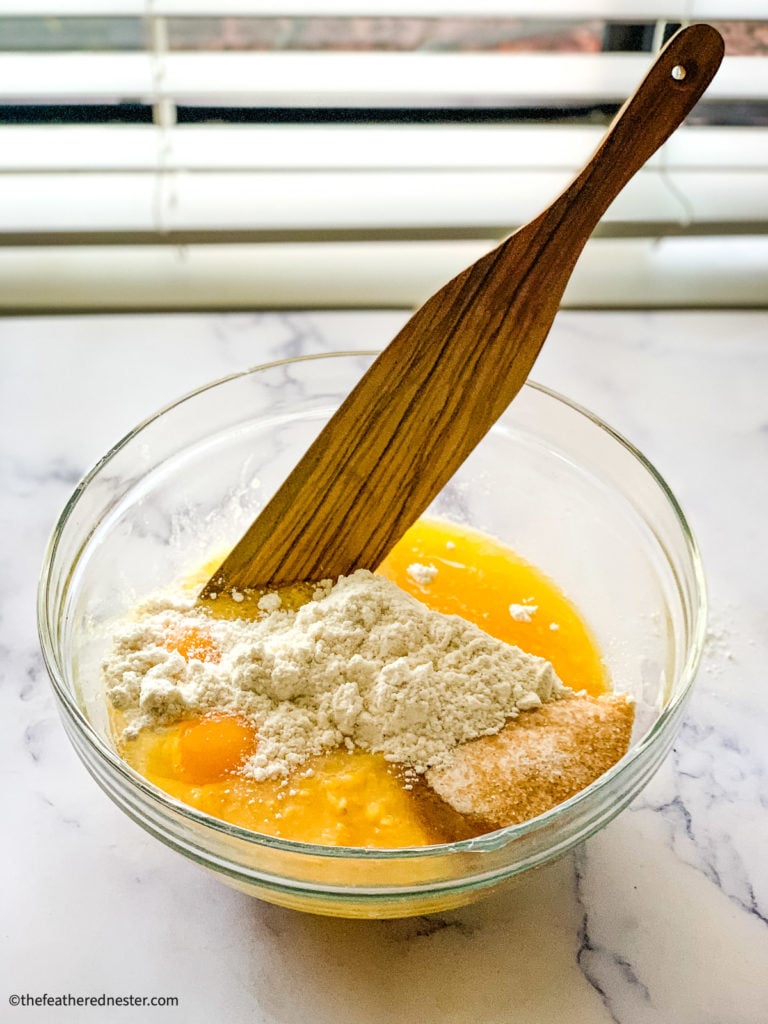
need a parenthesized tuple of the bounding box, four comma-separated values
(38, 352, 706, 919)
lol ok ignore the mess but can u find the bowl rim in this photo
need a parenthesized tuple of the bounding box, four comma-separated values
(37, 350, 708, 861)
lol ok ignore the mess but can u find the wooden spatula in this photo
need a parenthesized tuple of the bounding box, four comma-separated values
(200, 24, 723, 598)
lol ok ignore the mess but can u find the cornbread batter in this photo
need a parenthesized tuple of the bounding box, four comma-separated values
(106, 519, 633, 847)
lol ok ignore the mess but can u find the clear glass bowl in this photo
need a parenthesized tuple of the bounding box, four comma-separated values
(38, 352, 706, 919)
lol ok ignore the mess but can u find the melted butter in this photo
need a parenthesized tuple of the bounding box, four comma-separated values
(113, 517, 608, 847)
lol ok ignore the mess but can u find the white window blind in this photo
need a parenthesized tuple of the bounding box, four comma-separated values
(1, 4, 767, 312)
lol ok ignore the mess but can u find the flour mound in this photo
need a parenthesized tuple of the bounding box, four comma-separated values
(103, 570, 570, 779)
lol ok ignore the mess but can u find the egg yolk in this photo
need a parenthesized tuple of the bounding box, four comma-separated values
(177, 716, 257, 784)
(162, 626, 221, 664)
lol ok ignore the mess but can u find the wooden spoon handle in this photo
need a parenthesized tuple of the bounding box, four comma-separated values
(201, 25, 723, 596)
(534, 22, 724, 249)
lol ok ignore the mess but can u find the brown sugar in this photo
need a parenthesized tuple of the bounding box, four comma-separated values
(425, 693, 635, 832)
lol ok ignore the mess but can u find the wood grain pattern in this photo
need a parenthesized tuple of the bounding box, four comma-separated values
(201, 24, 723, 596)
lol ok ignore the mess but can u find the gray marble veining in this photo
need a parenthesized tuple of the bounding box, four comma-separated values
(1, 310, 767, 1023)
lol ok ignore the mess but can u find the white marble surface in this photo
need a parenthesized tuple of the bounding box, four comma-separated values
(2, 310, 767, 1023)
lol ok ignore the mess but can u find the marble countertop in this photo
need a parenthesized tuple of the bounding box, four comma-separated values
(2, 309, 767, 1023)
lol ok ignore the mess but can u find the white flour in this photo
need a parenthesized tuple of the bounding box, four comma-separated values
(103, 570, 570, 779)
(509, 603, 538, 623)
(406, 562, 438, 585)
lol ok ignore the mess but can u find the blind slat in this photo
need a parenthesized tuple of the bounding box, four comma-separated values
(2, 237, 766, 311)
(3, 168, 767, 233)
(1, 51, 764, 105)
(3, 125, 767, 173)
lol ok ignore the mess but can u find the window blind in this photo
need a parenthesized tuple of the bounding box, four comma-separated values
(1, 4, 767, 312)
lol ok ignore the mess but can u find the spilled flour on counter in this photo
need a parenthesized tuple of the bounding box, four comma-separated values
(103, 569, 570, 779)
